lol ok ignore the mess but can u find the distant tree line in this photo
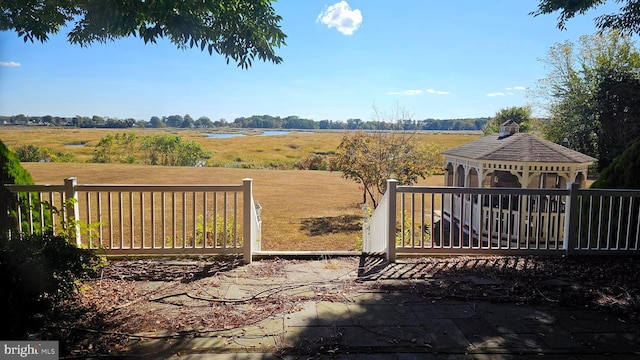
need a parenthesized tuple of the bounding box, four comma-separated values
(1, 114, 489, 131)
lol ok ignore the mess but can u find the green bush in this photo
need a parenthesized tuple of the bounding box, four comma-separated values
(1, 139, 98, 339)
(581, 139, 640, 248)
(1, 139, 36, 244)
(13, 144, 76, 163)
(591, 138, 640, 189)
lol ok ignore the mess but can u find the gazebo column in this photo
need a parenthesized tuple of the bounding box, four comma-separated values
(444, 162, 451, 186)
(464, 166, 471, 187)
(450, 161, 458, 187)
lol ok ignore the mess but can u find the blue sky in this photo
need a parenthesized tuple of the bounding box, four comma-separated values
(0, 0, 628, 122)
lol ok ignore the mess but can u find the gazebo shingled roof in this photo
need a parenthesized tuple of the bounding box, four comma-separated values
(442, 132, 596, 163)
(442, 125, 596, 189)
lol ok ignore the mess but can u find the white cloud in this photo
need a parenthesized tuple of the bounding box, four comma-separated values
(426, 88, 450, 95)
(386, 89, 423, 95)
(486, 92, 505, 97)
(505, 86, 526, 91)
(0, 61, 21, 67)
(317, 1, 363, 35)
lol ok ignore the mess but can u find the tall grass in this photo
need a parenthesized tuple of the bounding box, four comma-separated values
(1, 127, 480, 168)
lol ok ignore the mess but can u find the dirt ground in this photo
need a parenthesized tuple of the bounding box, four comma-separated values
(42, 255, 640, 357)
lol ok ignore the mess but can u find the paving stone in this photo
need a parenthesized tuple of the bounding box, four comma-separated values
(554, 308, 612, 321)
(281, 325, 340, 350)
(280, 284, 316, 298)
(222, 283, 253, 300)
(349, 304, 423, 327)
(409, 302, 477, 320)
(340, 325, 388, 348)
(240, 318, 284, 341)
(349, 290, 392, 304)
(479, 306, 546, 334)
(475, 304, 540, 333)
(370, 326, 432, 349)
(317, 301, 353, 326)
(137, 335, 230, 355)
(569, 331, 640, 352)
(284, 301, 318, 327)
(495, 333, 546, 352)
(525, 322, 584, 349)
(452, 316, 503, 344)
(418, 318, 472, 350)
(554, 310, 638, 333)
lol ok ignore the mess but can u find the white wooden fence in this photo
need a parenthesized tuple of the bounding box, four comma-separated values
(6, 177, 640, 263)
(5, 178, 261, 263)
(364, 180, 640, 262)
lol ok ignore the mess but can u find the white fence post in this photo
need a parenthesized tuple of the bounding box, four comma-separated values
(387, 179, 398, 263)
(362, 203, 370, 252)
(563, 182, 579, 256)
(64, 177, 81, 246)
(243, 178, 253, 264)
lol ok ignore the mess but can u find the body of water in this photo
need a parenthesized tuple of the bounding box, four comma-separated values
(205, 130, 291, 138)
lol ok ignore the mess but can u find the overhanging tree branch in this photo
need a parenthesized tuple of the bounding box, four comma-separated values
(0, 0, 287, 68)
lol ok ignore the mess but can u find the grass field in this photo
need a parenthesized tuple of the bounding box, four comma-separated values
(4, 127, 478, 250)
(0, 126, 480, 168)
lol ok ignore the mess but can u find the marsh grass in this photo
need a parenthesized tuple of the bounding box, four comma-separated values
(1, 127, 479, 168)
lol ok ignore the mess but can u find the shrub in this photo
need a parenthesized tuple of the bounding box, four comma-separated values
(1, 139, 98, 338)
(0, 139, 35, 244)
(581, 139, 640, 248)
(13, 144, 76, 163)
(0, 232, 99, 339)
(294, 154, 329, 170)
(591, 138, 640, 189)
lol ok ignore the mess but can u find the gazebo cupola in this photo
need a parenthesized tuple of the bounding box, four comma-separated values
(442, 120, 596, 189)
(498, 119, 519, 139)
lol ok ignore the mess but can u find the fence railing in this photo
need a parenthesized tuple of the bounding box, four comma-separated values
(364, 180, 640, 262)
(5, 178, 261, 263)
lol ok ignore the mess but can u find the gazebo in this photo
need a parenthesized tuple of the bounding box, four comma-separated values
(442, 120, 596, 190)
(438, 120, 596, 246)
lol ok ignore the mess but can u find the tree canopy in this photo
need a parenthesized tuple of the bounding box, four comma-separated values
(330, 131, 443, 208)
(532, 0, 640, 35)
(91, 133, 211, 166)
(0, 0, 287, 68)
(328, 106, 444, 208)
(536, 30, 640, 170)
